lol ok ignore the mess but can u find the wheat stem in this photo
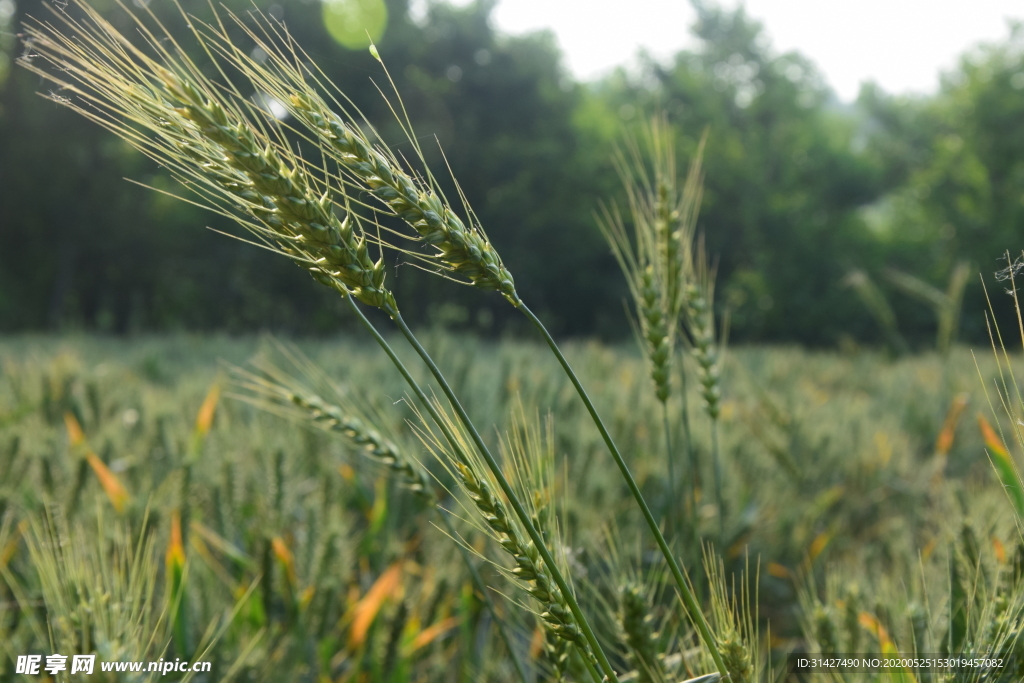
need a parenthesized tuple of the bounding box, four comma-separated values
(663, 402, 676, 536)
(390, 311, 620, 683)
(580, 653, 605, 683)
(516, 302, 728, 678)
(711, 420, 724, 542)
(679, 357, 698, 524)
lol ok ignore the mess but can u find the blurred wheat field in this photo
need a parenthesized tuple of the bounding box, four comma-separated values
(2, 334, 1020, 681)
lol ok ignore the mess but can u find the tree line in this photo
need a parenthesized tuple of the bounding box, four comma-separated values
(1, 0, 1022, 346)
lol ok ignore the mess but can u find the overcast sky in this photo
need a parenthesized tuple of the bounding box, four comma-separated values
(469, 0, 1024, 102)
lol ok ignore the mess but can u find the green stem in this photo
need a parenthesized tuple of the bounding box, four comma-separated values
(391, 311, 620, 683)
(579, 646, 604, 683)
(679, 354, 698, 516)
(517, 302, 728, 679)
(711, 418, 724, 542)
(662, 401, 676, 537)
(342, 293, 533, 683)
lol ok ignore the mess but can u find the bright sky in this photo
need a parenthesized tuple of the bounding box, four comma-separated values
(479, 0, 1024, 102)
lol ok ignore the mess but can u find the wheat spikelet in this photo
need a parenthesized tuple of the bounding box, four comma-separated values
(618, 582, 666, 683)
(543, 625, 572, 681)
(454, 458, 581, 642)
(297, 393, 433, 499)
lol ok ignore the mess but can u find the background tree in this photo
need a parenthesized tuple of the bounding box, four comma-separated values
(1, 0, 1022, 345)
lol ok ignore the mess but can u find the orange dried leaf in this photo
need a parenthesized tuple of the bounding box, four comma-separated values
(87, 453, 130, 513)
(993, 536, 1007, 564)
(978, 414, 1009, 458)
(808, 531, 832, 564)
(858, 612, 891, 646)
(935, 394, 969, 456)
(349, 562, 402, 649)
(978, 413, 1024, 517)
(859, 612, 916, 680)
(166, 510, 185, 569)
(195, 383, 221, 436)
(63, 411, 85, 447)
(921, 536, 938, 561)
(0, 520, 28, 570)
(407, 616, 459, 653)
(271, 536, 297, 588)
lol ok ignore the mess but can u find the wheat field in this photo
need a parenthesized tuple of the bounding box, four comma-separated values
(1, 334, 1020, 681)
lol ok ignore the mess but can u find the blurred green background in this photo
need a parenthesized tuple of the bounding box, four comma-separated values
(2, 0, 1023, 345)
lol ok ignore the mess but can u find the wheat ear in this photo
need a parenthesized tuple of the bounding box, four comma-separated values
(287, 92, 518, 302)
(681, 238, 721, 423)
(680, 234, 727, 534)
(599, 119, 706, 536)
(413, 399, 606, 682)
(161, 75, 397, 315)
(20, 2, 396, 316)
(291, 392, 431, 498)
(618, 582, 667, 683)
(599, 117, 704, 405)
(704, 552, 759, 683)
(191, 17, 519, 304)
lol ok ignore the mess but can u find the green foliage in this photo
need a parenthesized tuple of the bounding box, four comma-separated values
(3, 0, 1020, 345)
